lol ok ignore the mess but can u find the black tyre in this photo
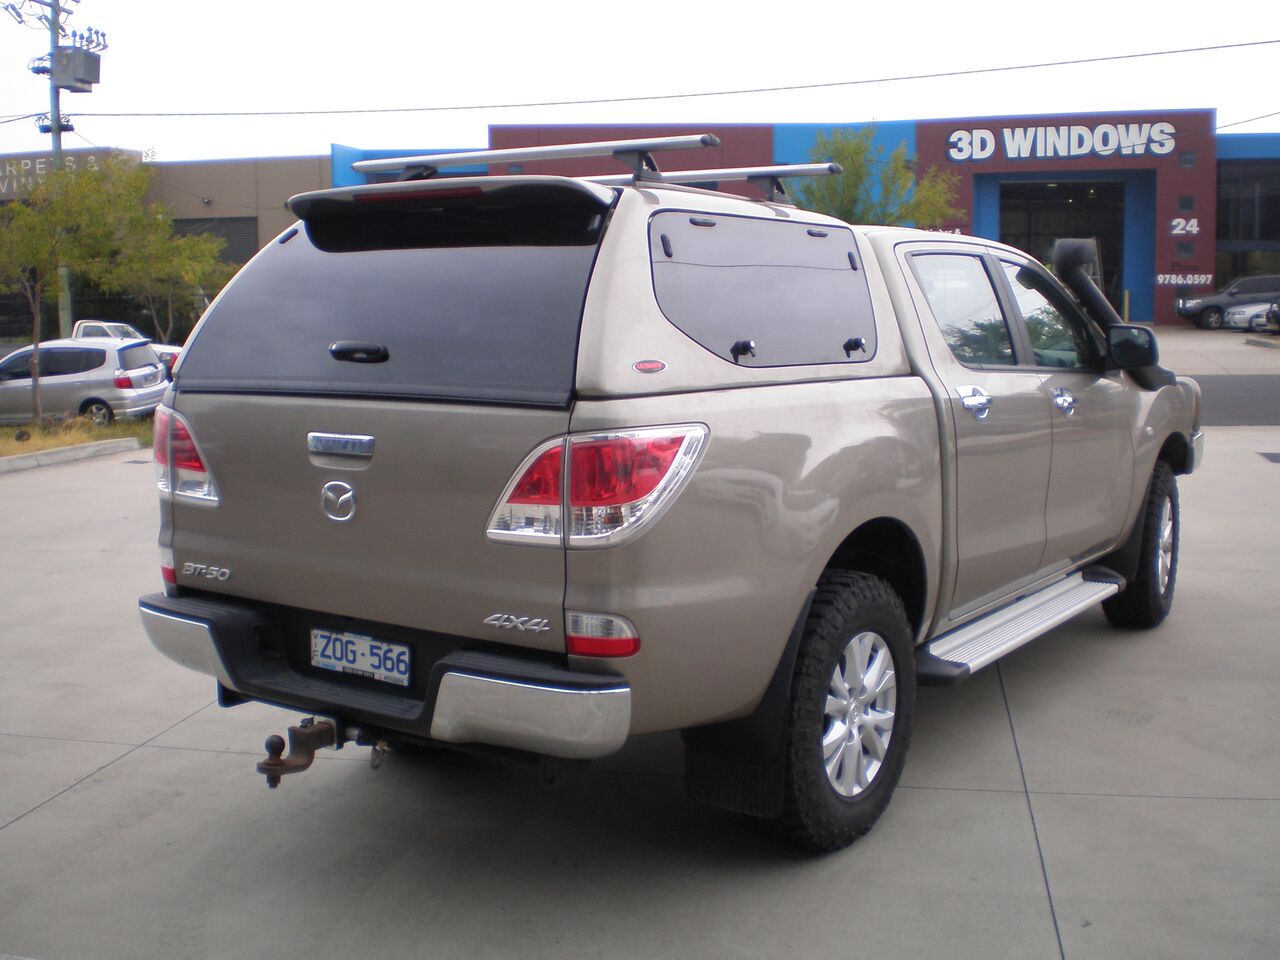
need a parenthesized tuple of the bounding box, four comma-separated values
(778, 570, 915, 851)
(1103, 461, 1179, 629)
(80, 399, 113, 425)
(1197, 307, 1224, 330)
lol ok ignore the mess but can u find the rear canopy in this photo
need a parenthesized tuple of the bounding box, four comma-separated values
(177, 180, 615, 408)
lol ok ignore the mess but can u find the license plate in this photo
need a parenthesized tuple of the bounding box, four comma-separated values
(309, 628, 411, 687)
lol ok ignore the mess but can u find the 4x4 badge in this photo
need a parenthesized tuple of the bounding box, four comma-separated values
(321, 481, 356, 523)
(484, 614, 551, 633)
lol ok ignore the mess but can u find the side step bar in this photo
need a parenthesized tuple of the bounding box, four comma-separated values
(916, 569, 1123, 685)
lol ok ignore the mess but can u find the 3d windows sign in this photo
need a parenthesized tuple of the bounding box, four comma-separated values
(947, 122, 1177, 162)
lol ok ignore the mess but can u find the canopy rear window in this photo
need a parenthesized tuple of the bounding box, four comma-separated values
(649, 212, 877, 366)
(177, 186, 611, 407)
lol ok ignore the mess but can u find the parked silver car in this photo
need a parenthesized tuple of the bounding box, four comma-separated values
(0, 338, 168, 425)
(1222, 300, 1279, 332)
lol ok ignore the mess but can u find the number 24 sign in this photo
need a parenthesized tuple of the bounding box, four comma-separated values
(1170, 217, 1200, 235)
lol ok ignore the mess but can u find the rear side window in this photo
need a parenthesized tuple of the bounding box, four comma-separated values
(41, 347, 105, 375)
(117, 345, 157, 370)
(649, 212, 876, 366)
(1233, 277, 1278, 296)
(177, 186, 610, 407)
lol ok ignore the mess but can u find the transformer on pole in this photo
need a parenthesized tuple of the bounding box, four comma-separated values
(8, 0, 109, 336)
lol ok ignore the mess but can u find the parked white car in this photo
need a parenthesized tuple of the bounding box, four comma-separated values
(73, 319, 183, 375)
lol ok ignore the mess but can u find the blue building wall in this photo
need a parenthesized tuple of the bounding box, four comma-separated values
(772, 122, 917, 166)
(330, 144, 483, 186)
(1217, 132, 1280, 160)
(773, 124, 919, 215)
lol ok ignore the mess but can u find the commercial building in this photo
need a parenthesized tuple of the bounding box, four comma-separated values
(453, 110, 1279, 324)
(4, 108, 1277, 330)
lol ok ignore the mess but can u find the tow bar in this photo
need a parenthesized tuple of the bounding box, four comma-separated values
(257, 718, 336, 788)
(255, 717, 392, 788)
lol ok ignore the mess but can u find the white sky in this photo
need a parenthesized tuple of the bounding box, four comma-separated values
(1, 0, 1277, 162)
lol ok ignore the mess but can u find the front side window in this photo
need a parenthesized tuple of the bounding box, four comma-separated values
(1001, 262, 1093, 370)
(649, 212, 877, 366)
(911, 254, 1015, 366)
(0, 352, 32, 381)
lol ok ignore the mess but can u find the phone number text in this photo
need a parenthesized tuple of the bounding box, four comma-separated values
(1157, 274, 1213, 286)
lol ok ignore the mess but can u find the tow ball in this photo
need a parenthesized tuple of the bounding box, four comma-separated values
(256, 718, 337, 788)
(255, 718, 392, 788)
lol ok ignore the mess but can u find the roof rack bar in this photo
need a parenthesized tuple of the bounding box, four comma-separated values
(351, 134, 721, 176)
(588, 162, 843, 203)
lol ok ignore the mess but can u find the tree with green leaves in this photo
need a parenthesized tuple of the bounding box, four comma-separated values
(792, 127, 965, 228)
(0, 156, 228, 422)
(100, 209, 229, 345)
(0, 157, 150, 420)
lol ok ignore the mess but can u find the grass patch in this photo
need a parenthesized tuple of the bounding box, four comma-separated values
(0, 415, 153, 459)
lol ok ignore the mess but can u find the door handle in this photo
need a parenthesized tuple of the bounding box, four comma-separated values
(1051, 387, 1076, 416)
(956, 385, 993, 421)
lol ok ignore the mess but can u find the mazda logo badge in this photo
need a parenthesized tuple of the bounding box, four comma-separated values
(321, 481, 356, 523)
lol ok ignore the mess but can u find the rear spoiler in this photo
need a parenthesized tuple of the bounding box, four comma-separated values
(286, 176, 616, 221)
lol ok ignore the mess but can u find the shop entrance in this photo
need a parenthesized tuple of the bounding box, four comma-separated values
(1000, 181, 1126, 309)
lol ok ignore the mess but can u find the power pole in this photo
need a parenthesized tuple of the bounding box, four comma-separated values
(6, 0, 107, 337)
(47, 0, 74, 338)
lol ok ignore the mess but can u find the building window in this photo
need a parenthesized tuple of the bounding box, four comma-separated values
(1217, 160, 1280, 242)
(1177, 241, 1194, 257)
(1179, 152, 1196, 169)
(174, 216, 260, 264)
(1178, 195, 1195, 212)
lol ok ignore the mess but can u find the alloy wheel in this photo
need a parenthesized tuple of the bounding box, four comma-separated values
(823, 630, 896, 797)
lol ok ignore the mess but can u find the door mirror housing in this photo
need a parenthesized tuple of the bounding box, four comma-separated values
(1108, 325, 1159, 369)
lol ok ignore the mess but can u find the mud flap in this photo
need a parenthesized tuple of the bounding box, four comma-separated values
(682, 589, 815, 820)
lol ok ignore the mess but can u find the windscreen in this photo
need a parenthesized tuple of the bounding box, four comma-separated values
(177, 186, 611, 407)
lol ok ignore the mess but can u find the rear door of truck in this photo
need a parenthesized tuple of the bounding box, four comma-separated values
(165, 178, 615, 653)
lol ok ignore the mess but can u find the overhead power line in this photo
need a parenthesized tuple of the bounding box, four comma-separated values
(1217, 109, 1280, 130)
(51, 39, 1280, 120)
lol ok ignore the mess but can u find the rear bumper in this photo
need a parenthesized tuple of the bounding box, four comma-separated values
(114, 384, 167, 418)
(138, 593, 630, 760)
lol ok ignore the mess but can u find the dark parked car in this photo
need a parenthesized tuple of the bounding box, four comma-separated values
(1177, 275, 1280, 329)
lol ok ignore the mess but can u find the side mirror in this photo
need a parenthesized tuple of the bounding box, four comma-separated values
(1108, 325, 1159, 369)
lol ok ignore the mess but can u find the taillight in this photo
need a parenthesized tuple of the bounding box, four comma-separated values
(565, 611, 640, 658)
(485, 439, 565, 545)
(154, 404, 219, 504)
(159, 544, 177, 594)
(113, 369, 133, 389)
(567, 428, 704, 546)
(486, 424, 707, 548)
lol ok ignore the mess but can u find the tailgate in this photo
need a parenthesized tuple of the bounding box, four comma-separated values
(169, 393, 568, 650)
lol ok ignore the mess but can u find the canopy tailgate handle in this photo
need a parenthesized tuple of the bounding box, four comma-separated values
(329, 341, 389, 364)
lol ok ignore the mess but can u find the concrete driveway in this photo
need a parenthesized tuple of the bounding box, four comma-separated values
(1, 430, 1278, 960)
